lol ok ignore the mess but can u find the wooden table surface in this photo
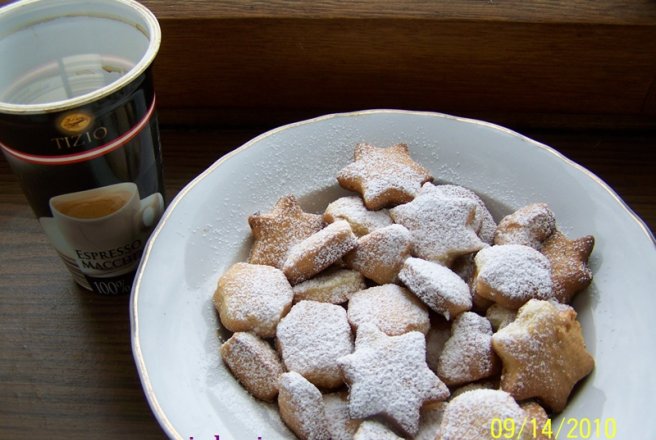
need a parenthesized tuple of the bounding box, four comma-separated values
(0, 125, 654, 439)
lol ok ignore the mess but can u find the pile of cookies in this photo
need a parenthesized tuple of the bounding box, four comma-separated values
(212, 142, 595, 440)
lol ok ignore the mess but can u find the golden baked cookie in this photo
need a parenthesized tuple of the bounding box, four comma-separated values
(220, 332, 285, 402)
(390, 183, 486, 265)
(283, 220, 357, 284)
(292, 268, 366, 304)
(337, 323, 450, 437)
(540, 230, 594, 303)
(324, 195, 393, 236)
(440, 389, 530, 440)
(336, 143, 433, 210)
(398, 257, 472, 320)
(494, 203, 556, 249)
(473, 244, 554, 309)
(492, 299, 595, 412)
(213, 262, 293, 338)
(437, 312, 500, 387)
(248, 195, 323, 269)
(344, 224, 413, 285)
(425, 319, 451, 375)
(278, 371, 331, 440)
(415, 401, 446, 440)
(347, 284, 430, 336)
(276, 300, 354, 389)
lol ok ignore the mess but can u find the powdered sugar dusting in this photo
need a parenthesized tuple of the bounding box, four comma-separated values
(440, 389, 526, 440)
(346, 224, 413, 284)
(337, 324, 449, 436)
(390, 187, 486, 264)
(215, 263, 293, 338)
(347, 284, 430, 336)
(276, 301, 354, 389)
(474, 244, 554, 309)
(278, 371, 330, 440)
(398, 257, 472, 320)
(324, 196, 393, 236)
(437, 312, 499, 386)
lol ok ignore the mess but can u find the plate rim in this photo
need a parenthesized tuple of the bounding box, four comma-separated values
(129, 108, 655, 439)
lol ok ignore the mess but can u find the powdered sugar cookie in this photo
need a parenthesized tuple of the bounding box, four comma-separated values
(437, 312, 500, 387)
(473, 244, 554, 309)
(390, 184, 486, 265)
(276, 300, 353, 389)
(220, 332, 285, 402)
(292, 268, 366, 304)
(324, 196, 393, 236)
(283, 220, 357, 284)
(494, 203, 556, 250)
(336, 143, 433, 210)
(440, 389, 529, 440)
(398, 257, 472, 320)
(421, 183, 497, 244)
(337, 323, 449, 437)
(323, 392, 362, 440)
(278, 371, 330, 440)
(347, 284, 430, 336)
(344, 224, 413, 284)
(353, 420, 404, 440)
(213, 262, 293, 338)
(492, 299, 594, 412)
(248, 195, 324, 269)
(541, 230, 594, 304)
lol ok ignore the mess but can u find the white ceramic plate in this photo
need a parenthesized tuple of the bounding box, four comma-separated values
(131, 110, 656, 440)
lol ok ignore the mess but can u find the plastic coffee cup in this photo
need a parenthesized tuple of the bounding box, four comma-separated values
(0, 0, 165, 295)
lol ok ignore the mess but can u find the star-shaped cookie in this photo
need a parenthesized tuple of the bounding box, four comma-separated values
(540, 230, 594, 303)
(248, 195, 323, 269)
(390, 183, 487, 265)
(336, 143, 433, 210)
(337, 323, 449, 437)
(492, 299, 594, 412)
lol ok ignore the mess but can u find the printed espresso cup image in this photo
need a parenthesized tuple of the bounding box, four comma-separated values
(45, 183, 164, 293)
(0, 0, 165, 294)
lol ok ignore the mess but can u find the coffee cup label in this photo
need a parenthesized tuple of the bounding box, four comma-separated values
(1, 70, 165, 295)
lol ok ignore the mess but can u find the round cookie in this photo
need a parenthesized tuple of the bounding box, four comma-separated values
(347, 284, 430, 336)
(473, 244, 554, 309)
(440, 389, 529, 440)
(276, 300, 354, 389)
(213, 262, 293, 338)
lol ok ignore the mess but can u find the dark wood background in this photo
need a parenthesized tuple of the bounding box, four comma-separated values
(0, 1, 654, 439)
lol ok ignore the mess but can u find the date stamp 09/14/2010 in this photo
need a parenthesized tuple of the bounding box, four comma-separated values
(187, 418, 617, 440)
(491, 417, 617, 440)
